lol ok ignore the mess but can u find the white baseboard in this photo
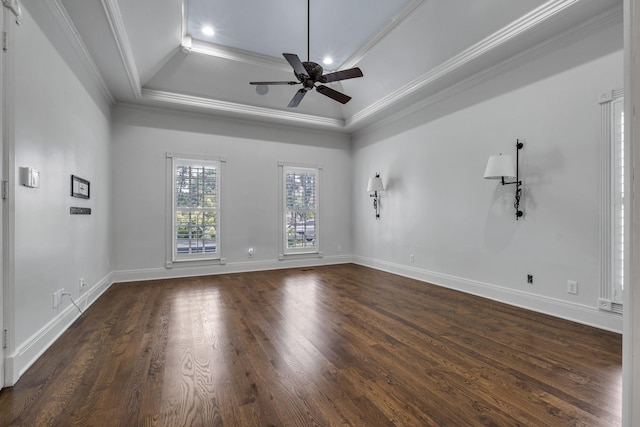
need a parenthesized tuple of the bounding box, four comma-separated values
(353, 256, 623, 334)
(112, 255, 354, 283)
(5, 272, 113, 385)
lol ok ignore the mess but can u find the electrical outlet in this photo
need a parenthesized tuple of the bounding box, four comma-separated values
(52, 289, 65, 308)
(527, 274, 533, 284)
(409, 254, 415, 263)
(337, 245, 342, 253)
(248, 247, 254, 257)
(79, 277, 87, 292)
(567, 280, 578, 295)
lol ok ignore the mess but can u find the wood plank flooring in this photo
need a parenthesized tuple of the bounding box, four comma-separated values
(0, 264, 622, 426)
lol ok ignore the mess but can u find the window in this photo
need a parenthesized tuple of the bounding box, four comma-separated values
(170, 155, 222, 262)
(280, 163, 320, 256)
(599, 90, 624, 313)
(612, 98, 624, 301)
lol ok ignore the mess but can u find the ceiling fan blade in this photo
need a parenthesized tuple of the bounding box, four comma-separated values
(283, 53, 309, 79)
(316, 85, 352, 104)
(288, 89, 308, 108)
(319, 67, 363, 83)
(250, 81, 299, 85)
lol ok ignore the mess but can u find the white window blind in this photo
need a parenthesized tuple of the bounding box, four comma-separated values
(599, 90, 624, 313)
(281, 164, 320, 255)
(612, 99, 624, 302)
(172, 158, 221, 261)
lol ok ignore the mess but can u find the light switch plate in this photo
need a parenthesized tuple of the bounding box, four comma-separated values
(20, 167, 40, 188)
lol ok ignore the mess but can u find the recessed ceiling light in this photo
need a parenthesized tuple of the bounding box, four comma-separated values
(323, 57, 333, 65)
(202, 26, 214, 36)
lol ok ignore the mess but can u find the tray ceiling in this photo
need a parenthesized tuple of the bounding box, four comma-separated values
(186, 0, 414, 70)
(35, 0, 622, 133)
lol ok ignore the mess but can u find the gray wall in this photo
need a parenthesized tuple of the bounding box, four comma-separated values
(8, 6, 112, 382)
(352, 19, 623, 331)
(111, 106, 353, 280)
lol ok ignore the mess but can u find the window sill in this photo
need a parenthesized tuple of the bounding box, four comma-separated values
(166, 257, 226, 269)
(279, 252, 323, 261)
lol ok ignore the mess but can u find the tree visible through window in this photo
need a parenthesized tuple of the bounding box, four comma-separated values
(173, 159, 220, 260)
(283, 165, 319, 254)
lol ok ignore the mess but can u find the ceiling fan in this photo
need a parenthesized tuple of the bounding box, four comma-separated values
(249, 0, 364, 108)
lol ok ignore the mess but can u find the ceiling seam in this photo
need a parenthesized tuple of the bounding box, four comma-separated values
(100, 0, 141, 99)
(188, 40, 292, 72)
(341, 0, 424, 69)
(42, 0, 114, 105)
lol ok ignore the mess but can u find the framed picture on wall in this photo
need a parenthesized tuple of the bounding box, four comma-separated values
(71, 175, 90, 199)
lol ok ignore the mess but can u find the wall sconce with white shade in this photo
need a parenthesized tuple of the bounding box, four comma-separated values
(484, 140, 524, 219)
(367, 173, 384, 219)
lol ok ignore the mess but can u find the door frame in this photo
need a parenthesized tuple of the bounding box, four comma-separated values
(1, 0, 18, 388)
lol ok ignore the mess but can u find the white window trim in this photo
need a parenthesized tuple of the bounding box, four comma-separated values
(278, 161, 323, 260)
(166, 152, 226, 268)
(598, 89, 625, 313)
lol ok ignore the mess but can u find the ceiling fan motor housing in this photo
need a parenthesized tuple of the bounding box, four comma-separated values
(301, 62, 324, 83)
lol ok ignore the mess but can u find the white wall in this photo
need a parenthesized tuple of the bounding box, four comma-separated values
(8, 6, 112, 382)
(111, 106, 352, 280)
(353, 20, 624, 332)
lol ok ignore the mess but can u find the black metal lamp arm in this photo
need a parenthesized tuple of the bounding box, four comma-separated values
(500, 140, 524, 219)
(370, 191, 380, 218)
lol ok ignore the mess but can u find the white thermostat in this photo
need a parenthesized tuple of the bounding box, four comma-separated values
(20, 167, 40, 188)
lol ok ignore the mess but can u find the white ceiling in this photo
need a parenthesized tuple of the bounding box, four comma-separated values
(186, 0, 414, 70)
(33, 0, 622, 133)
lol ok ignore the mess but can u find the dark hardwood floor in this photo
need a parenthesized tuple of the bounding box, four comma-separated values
(0, 264, 622, 426)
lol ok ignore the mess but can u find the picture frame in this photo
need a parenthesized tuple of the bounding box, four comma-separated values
(71, 175, 90, 199)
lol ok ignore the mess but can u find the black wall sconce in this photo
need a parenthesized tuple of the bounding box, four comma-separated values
(484, 140, 524, 219)
(367, 173, 384, 219)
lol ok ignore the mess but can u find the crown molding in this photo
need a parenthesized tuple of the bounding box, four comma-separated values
(341, 0, 424, 69)
(45, 0, 619, 135)
(188, 39, 292, 72)
(351, 3, 623, 136)
(145, 2, 622, 136)
(347, 0, 586, 129)
(42, 0, 114, 105)
(100, 0, 141, 99)
(141, 88, 345, 129)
